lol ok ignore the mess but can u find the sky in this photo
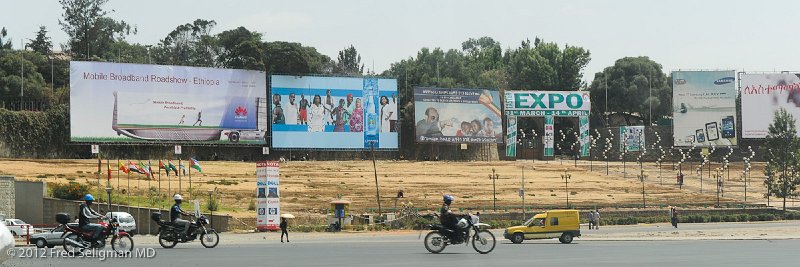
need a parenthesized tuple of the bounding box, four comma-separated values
(3, 0, 800, 84)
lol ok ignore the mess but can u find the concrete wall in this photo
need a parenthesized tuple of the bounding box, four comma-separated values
(42, 198, 231, 234)
(0, 176, 15, 219)
(14, 181, 46, 225)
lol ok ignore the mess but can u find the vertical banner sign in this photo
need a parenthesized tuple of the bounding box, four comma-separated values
(174, 145, 182, 155)
(506, 116, 518, 157)
(363, 78, 380, 147)
(619, 126, 645, 152)
(256, 161, 280, 231)
(544, 115, 555, 157)
(579, 116, 590, 157)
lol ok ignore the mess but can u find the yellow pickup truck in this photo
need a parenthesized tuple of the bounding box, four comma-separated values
(503, 210, 581, 244)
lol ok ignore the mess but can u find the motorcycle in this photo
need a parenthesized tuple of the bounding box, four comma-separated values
(423, 214, 496, 254)
(56, 213, 134, 254)
(151, 212, 219, 248)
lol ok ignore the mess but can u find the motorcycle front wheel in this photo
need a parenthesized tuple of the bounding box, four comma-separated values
(158, 230, 178, 248)
(110, 235, 134, 253)
(200, 229, 219, 248)
(471, 230, 496, 254)
(424, 231, 446, 254)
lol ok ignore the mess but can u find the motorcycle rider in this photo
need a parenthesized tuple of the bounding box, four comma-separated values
(79, 194, 105, 245)
(171, 194, 193, 238)
(439, 195, 468, 240)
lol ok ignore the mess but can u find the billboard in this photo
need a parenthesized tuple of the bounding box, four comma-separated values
(70, 61, 267, 144)
(672, 71, 737, 146)
(255, 161, 280, 231)
(270, 75, 398, 149)
(740, 73, 800, 138)
(504, 91, 591, 157)
(619, 126, 645, 152)
(414, 88, 503, 143)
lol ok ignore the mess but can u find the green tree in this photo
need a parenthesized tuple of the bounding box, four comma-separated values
(1, 27, 13, 50)
(264, 41, 311, 74)
(155, 19, 218, 66)
(333, 45, 363, 75)
(0, 51, 50, 101)
(59, 0, 135, 59)
(505, 38, 591, 91)
(216, 27, 264, 70)
(763, 108, 800, 212)
(587, 56, 670, 126)
(27, 26, 52, 55)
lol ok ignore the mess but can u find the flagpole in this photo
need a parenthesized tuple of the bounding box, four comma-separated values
(189, 160, 192, 199)
(97, 152, 101, 212)
(179, 158, 182, 195)
(116, 159, 120, 212)
(148, 160, 152, 207)
(127, 165, 130, 214)
(158, 160, 162, 209)
(167, 160, 172, 201)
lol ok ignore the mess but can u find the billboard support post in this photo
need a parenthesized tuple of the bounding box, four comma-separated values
(369, 142, 381, 216)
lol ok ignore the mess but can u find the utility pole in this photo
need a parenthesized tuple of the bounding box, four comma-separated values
(489, 169, 499, 211)
(561, 170, 571, 208)
(521, 166, 525, 221)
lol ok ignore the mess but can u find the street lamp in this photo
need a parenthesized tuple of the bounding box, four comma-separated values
(489, 169, 499, 211)
(561, 170, 571, 208)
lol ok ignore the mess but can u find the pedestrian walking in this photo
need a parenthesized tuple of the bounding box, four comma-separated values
(280, 217, 289, 243)
(587, 210, 595, 229)
(594, 210, 601, 229)
(671, 207, 679, 228)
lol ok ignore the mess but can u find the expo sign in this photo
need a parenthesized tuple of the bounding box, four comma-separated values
(506, 91, 590, 112)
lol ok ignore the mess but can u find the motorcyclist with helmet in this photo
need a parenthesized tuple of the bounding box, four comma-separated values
(439, 195, 469, 240)
(171, 194, 193, 237)
(78, 194, 106, 244)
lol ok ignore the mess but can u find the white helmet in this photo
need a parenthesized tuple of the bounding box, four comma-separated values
(174, 194, 183, 200)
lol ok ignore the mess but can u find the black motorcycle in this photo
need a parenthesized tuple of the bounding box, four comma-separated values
(151, 212, 219, 248)
(423, 214, 496, 254)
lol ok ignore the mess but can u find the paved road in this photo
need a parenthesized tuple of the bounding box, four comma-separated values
(4, 223, 799, 267)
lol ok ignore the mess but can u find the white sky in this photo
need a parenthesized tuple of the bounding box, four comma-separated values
(3, 0, 799, 84)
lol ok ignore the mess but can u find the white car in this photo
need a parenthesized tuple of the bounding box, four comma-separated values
(2, 219, 32, 237)
(29, 224, 74, 248)
(105, 212, 137, 235)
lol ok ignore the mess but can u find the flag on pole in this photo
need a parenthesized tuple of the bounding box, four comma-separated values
(129, 161, 143, 174)
(179, 162, 187, 176)
(190, 158, 202, 173)
(148, 160, 155, 180)
(119, 160, 130, 174)
(159, 160, 168, 176)
(167, 160, 177, 176)
(138, 160, 152, 178)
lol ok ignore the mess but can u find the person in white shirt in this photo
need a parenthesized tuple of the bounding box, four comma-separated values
(284, 93, 299, 125)
(389, 94, 398, 131)
(380, 96, 393, 133)
(308, 95, 325, 132)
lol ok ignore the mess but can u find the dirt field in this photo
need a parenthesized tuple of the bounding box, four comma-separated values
(0, 157, 778, 220)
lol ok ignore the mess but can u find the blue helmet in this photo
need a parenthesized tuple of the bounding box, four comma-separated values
(84, 194, 95, 201)
(443, 195, 454, 204)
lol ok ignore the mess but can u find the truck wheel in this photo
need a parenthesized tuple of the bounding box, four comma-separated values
(228, 132, 240, 143)
(35, 239, 47, 248)
(559, 233, 573, 244)
(511, 233, 524, 244)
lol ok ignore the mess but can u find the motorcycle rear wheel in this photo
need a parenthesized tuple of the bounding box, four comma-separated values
(111, 235, 134, 253)
(62, 233, 84, 255)
(159, 230, 178, 248)
(472, 230, 496, 254)
(424, 231, 446, 254)
(200, 229, 219, 248)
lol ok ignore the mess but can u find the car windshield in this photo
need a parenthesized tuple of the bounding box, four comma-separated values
(118, 216, 134, 223)
(523, 217, 535, 226)
(53, 225, 64, 232)
(12, 219, 25, 225)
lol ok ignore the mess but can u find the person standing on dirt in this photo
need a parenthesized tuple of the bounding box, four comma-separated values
(671, 207, 679, 228)
(280, 217, 289, 243)
(587, 210, 595, 229)
(594, 210, 601, 229)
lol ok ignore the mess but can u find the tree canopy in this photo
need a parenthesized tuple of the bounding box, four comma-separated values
(588, 56, 671, 127)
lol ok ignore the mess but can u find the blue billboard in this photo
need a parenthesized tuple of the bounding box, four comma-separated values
(270, 75, 399, 149)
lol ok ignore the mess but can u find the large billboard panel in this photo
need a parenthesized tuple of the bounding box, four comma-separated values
(740, 73, 800, 138)
(504, 91, 591, 157)
(70, 61, 267, 144)
(270, 75, 398, 149)
(414, 88, 503, 143)
(672, 71, 737, 147)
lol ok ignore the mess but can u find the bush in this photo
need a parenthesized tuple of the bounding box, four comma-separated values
(737, 214, 750, 222)
(51, 182, 91, 200)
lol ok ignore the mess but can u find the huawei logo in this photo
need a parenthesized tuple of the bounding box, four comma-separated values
(235, 106, 248, 116)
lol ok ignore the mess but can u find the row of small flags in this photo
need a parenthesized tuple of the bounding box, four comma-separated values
(114, 158, 202, 178)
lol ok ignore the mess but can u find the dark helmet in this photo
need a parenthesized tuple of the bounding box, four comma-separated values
(443, 195, 454, 205)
